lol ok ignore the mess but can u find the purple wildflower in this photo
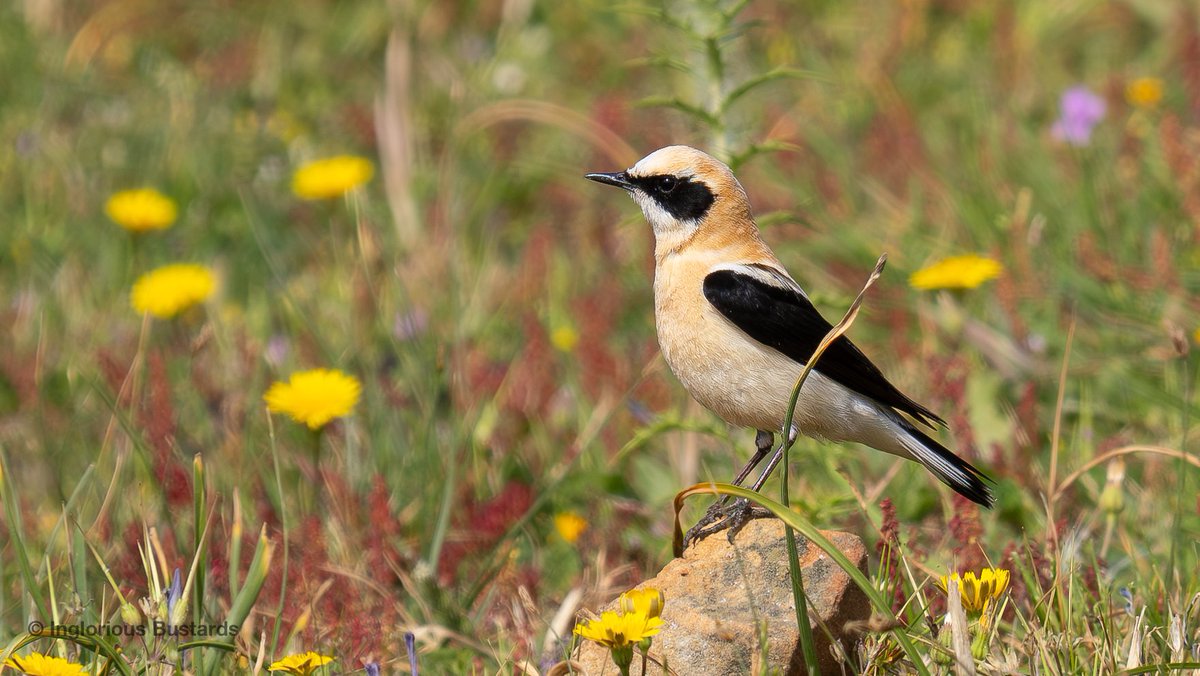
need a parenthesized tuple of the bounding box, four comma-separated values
(1119, 587, 1134, 615)
(165, 568, 182, 626)
(404, 632, 419, 675)
(393, 309, 428, 341)
(400, 633, 420, 676)
(1052, 86, 1106, 146)
(266, 335, 290, 366)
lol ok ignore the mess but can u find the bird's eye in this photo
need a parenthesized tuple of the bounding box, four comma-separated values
(657, 176, 678, 193)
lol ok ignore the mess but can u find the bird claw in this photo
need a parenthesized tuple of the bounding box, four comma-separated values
(682, 497, 773, 550)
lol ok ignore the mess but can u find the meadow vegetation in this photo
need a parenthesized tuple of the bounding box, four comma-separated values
(1, 0, 1199, 673)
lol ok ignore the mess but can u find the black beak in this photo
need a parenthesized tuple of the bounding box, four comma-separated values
(585, 171, 634, 191)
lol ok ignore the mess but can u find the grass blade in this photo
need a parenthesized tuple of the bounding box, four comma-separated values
(193, 454, 207, 629)
(778, 254, 887, 674)
(200, 525, 273, 675)
(0, 446, 50, 621)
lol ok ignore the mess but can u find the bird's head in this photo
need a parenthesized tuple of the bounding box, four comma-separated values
(586, 145, 753, 253)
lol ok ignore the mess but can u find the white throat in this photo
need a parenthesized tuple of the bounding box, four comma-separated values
(632, 190, 699, 253)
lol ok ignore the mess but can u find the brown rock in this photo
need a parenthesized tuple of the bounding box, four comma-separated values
(572, 520, 870, 675)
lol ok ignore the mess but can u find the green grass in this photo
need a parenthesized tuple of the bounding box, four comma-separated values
(1, 0, 1199, 673)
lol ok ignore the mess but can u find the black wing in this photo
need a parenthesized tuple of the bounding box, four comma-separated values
(703, 267, 945, 428)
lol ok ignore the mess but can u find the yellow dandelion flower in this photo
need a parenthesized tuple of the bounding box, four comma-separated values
(1192, 327, 1200, 345)
(267, 651, 334, 675)
(105, 188, 177, 232)
(938, 568, 1010, 615)
(4, 652, 91, 676)
(574, 610, 663, 649)
(264, 368, 362, 430)
(553, 511, 588, 543)
(1125, 77, 1163, 109)
(550, 325, 580, 352)
(292, 155, 374, 200)
(130, 263, 216, 319)
(909, 254, 1003, 291)
(619, 587, 665, 619)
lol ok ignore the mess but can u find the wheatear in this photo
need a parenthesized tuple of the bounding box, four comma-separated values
(586, 146, 993, 544)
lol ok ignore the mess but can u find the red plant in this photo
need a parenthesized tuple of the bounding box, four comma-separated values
(437, 481, 534, 584)
(948, 494, 984, 572)
(876, 498, 907, 613)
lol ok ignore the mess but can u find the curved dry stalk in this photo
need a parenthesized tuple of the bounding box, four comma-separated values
(1053, 445, 1200, 500)
(1045, 317, 1076, 537)
(456, 100, 640, 168)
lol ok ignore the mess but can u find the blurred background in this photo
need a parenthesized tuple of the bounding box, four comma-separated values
(1, 0, 1198, 671)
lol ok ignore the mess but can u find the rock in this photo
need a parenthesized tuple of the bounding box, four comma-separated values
(572, 520, 870, 675)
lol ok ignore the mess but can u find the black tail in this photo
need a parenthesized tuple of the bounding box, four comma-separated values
(897, 423, 995, 508)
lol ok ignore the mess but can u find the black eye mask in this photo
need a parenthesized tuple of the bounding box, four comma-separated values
(629, 173, 715, 221)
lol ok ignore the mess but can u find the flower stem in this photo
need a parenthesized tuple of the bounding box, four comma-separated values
(307, 428, 324, 511)
(611, 645, 633, 676)
(309, 428, 323, 470)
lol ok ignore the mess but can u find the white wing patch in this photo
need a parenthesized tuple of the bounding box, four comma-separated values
(708, 262, 810, 300)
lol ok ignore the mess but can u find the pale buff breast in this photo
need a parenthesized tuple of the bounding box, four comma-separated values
(653, 252, 813, 433)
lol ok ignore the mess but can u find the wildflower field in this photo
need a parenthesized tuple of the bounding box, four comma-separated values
(1, 0, 1199, 673)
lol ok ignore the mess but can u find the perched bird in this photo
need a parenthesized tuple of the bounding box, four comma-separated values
(586, 146, 994, 544)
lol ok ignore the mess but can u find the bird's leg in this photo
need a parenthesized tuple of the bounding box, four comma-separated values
(747, 445, 787, 492)
(683, 428, 800, 549)
(683, 430, 778, 549)
(682, 496, 774, 548)
(697, 430, 773, 520)
(747, 425, 798, 492)
(725, 430, 774, 493)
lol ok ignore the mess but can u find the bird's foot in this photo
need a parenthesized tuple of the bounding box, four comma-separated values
(682, 497, 773, 550)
